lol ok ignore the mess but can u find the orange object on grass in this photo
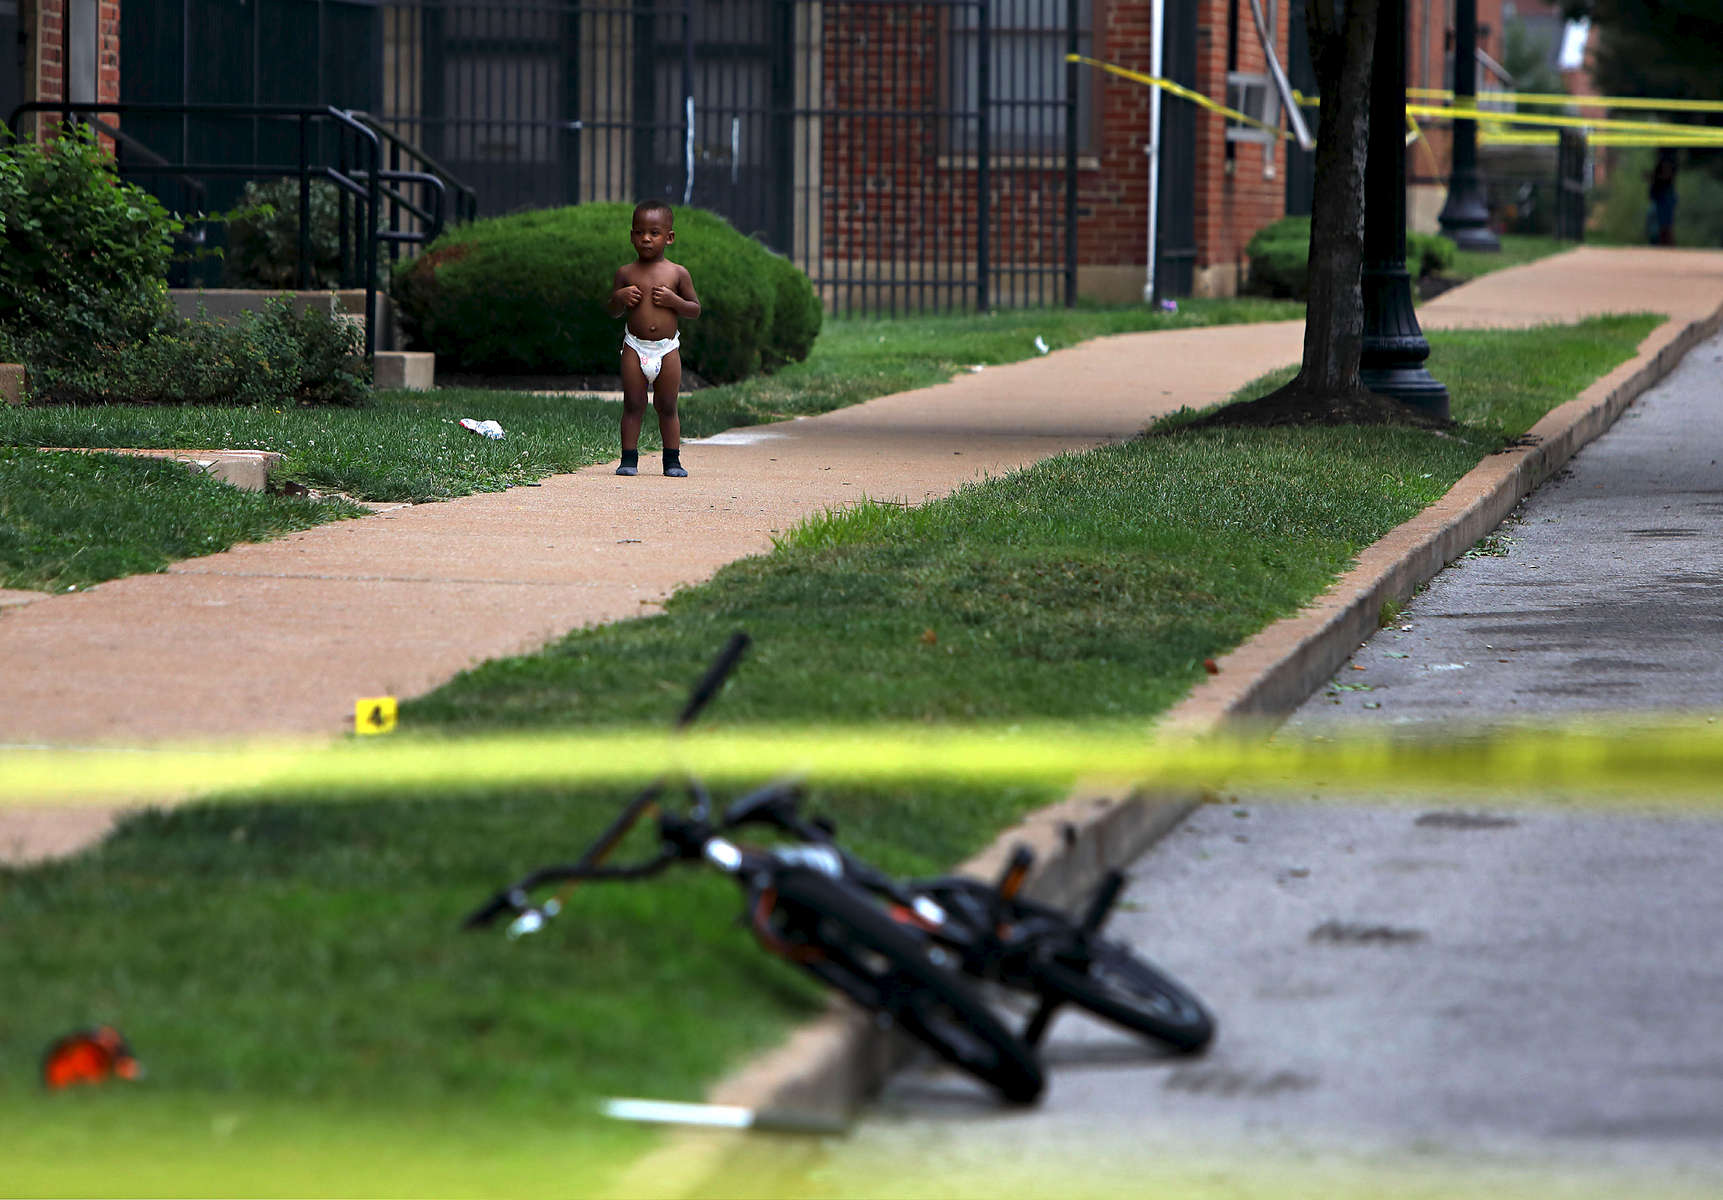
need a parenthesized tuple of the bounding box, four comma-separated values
(41, 1026, 141, 1089)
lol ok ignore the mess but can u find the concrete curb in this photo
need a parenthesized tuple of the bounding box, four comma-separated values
(39, 447, 284, 492)
(613, 302, 1723, 1199)
(1164, 299, 1723, 729)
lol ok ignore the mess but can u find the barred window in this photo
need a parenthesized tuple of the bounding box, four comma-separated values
(949, 0, 1095, 155)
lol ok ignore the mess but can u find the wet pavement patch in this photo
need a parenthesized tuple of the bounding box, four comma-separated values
(1308, 920, 1428, 945)
(1414, 811, 1518, 830)
(1163, 1067, 1317, 1098)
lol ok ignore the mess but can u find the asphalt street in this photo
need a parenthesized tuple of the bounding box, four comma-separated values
(796, 332, 1723, 1198)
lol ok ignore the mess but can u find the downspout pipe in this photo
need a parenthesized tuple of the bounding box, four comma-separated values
(1143, 0, 1164, 303)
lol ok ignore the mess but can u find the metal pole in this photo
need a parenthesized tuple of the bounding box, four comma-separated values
(364, 125, 379, 359)
(683, 0, 695, 206)
(1064, 0, 1078, 307)
(1436, 0, 1498, 250)
(1144, 0, 1164, 302)
(1359, 0, 1448, 417)
(975, 0, 990, 312)
(297, 114, 312, 289)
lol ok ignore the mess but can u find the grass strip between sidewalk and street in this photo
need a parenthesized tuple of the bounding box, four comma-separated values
(0, 313, 1658, 1196)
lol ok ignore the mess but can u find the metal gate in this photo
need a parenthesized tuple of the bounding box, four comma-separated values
(119, 0, 1090, 314)
(372, 0, 1086, 312)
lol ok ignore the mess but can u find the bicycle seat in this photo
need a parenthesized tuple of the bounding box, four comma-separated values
(723, 782, 806, 832)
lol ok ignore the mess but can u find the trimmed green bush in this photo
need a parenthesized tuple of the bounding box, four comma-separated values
(24, 300, 370, 407)
(760, 242, 823, 369)
(1407, 230, 1456, 277)
(392, 202, 821, 381)
(1246, 215, 1457, 299)
(0, 124, 180, 360)
(1245, 215, 1312, 299)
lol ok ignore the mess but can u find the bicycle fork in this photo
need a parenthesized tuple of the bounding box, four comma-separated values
(1021, 868, 1127, 1048)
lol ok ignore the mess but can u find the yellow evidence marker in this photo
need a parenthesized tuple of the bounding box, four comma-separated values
(355, 697, 398, 736)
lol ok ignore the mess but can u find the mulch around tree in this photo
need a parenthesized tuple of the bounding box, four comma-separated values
(1168, 378, 1456, 432)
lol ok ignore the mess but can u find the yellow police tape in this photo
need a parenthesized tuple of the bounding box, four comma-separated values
(1481, 129, 1723, 149)
(1409, 86, 1723, 116)
(1408, 100, 1723, 141)
(1068, 54, 1723, 146)
(5, 717, 1722, 809)
(1065, 55, 1287, 140)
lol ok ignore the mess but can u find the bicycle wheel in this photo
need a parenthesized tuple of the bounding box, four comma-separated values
(764, 867, 1045, 1105)
(1032, 939, 1215, 1053)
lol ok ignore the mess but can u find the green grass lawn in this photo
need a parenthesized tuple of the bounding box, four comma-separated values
(1447, 233, 1570, 282)
(0, 313, 1657, 1196)
(0, 298, 1297, 592)
(0, 448, 367, 591)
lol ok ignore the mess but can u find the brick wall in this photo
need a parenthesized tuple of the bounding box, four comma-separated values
(1077, 1, 1152, 268)
(1189, 0, 1294, 288)
(99, 0, 120, 106)
(818, 1, 1316, 298)
(33, 0, 65, 108)
(22, 0, 122, 141)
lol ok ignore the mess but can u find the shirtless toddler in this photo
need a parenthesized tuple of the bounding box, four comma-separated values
(608, 201, 701, 477)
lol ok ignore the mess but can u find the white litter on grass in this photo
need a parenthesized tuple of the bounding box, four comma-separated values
(458, 418, 505, 440)
(685, 429, 789, 446)
(1033, 335, 1050, 355)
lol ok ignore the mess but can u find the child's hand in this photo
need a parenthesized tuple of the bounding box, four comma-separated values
(618, 285, 643, 309)
(650, 283, 678, 309)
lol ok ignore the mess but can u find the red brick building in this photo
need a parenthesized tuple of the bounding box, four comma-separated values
(7, 0, 122, 136)
(9, 1, 1595, 309)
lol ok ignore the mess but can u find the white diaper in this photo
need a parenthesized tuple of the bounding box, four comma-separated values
(623, 331, 681, 389)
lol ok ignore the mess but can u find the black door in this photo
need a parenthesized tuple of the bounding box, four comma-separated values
(640, 0, 793, 250)
(1, 0, 22, 128)
(1156, 0, 1198, 298)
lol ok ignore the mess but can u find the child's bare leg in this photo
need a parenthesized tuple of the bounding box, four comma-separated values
(655, 351, 687, 477)
(617, 345, 649, 476)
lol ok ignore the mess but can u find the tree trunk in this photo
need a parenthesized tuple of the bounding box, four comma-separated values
(1174, 0, 1446, 430)
(1298, 0, 1379, 396)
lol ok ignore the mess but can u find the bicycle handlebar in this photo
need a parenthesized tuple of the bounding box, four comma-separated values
(462, 851, 682, 929)
(676, 631, 750, 729)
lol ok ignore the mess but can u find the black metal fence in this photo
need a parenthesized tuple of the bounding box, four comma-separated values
(118, 0, 1092, 314)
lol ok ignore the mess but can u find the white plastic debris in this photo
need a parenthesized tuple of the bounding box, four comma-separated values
(1033, 336, 1050, 355)
(459, 418, 505, 440)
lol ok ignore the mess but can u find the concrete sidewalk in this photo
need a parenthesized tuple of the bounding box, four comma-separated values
(2, 247, 1720, 840)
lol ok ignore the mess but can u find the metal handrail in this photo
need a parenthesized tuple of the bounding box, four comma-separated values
(347, 110, 478, 226)
(3, 101, 474, 358)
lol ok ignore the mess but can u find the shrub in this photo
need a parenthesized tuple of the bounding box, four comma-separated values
(1245, 215, 1311, 299)
(0, 124, 180, 360)
(25, 299, 369, 407)
(760, 244, 823, 369)
(1247, 215, 1456, 299)
(1407, 230, 1456, 277)
(393, 202, 821, 381)
(226, 176, 348, 289)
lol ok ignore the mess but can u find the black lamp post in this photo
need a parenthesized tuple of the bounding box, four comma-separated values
(1437, 0, 1501, 250)
(1360, 0, 1449, 418)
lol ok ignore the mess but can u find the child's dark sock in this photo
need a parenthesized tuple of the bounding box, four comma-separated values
(616, 448, 638, 477)
(663, 448, 687, 478)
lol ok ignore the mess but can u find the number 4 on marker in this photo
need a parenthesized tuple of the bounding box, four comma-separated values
(356, 696, 398, 736)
